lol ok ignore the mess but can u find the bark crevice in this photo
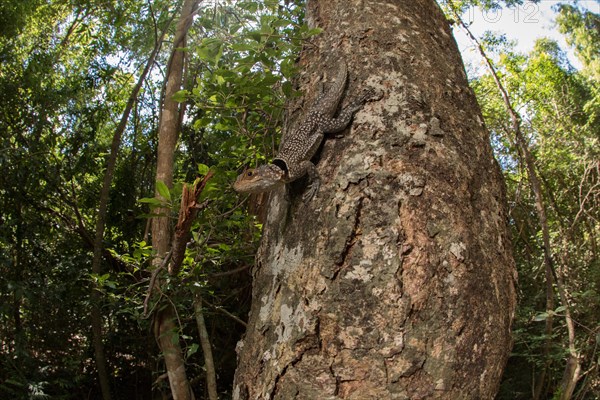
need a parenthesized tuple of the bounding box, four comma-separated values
(333, 195, 364, 274)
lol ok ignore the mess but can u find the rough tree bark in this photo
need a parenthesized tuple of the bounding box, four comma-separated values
(232, 1, 516, 399)
(151, 0, 199, 399)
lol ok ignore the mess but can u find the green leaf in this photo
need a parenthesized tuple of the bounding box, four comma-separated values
(197, 163, 210, 176)
(238, 1, 258, 13)
(214, 122, 230, 131)
(247, 31, 262, 43)
(218, 243, 231, 252)
(171, 89, 189, 103)
(198, 38, 223, 65)
(554, 305, 567, 313)
(261, 73, 279, 86)
(138, 197, 163, 206)
(215, 74, 226, 85)
(187, 343, 200, 358)
(533, 312, 549, 321)
(231, 42, 257, 52)
(306, 27, 323, 37)
(156, 181, 171, 202)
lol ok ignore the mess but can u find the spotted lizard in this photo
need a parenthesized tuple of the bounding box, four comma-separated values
(233, 61, 375, 202)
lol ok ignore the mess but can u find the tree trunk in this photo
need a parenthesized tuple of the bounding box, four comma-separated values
(88, 11, 172, 399)
(232, 1, 516, 399)
(194, 294, 219, 400)
(151, 0, 199, 399)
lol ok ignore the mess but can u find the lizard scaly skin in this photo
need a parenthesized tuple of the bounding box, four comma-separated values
(234, 61, 373, 202)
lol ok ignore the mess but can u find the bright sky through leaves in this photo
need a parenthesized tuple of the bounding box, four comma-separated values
(454, 0, 600, 74)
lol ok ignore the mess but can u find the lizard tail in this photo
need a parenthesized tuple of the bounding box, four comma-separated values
(313, 60, 348, 118)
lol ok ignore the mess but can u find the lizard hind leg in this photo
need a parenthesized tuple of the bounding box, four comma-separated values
(322, 88, 381, 134)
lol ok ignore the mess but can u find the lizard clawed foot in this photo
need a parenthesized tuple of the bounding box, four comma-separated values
(346, 88, 384, 114)
(303, 181, 320, 203)
(360, 88, 384, 103)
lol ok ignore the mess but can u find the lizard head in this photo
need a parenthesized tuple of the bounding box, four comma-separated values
(233, 164, 286, 194)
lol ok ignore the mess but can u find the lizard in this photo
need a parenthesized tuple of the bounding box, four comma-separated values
(233, 61, 375, 202)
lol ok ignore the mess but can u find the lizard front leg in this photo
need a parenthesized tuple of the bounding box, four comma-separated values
(289, 160, 321, 202)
